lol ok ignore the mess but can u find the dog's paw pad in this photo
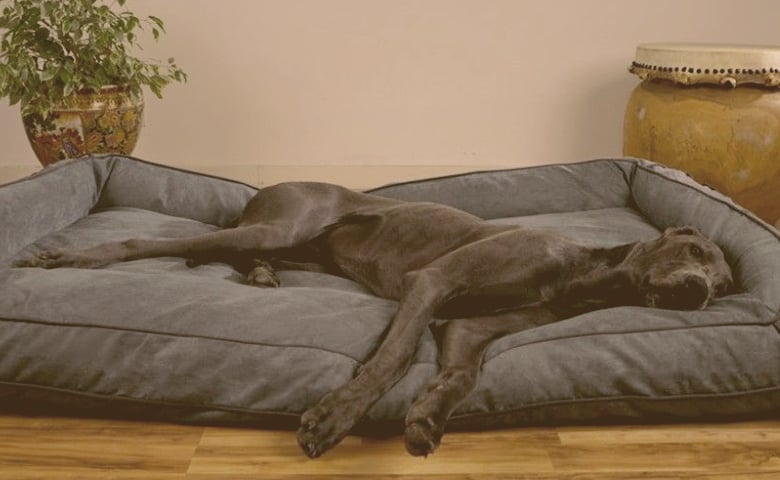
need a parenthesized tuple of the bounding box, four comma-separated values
(295, 397, 361, 458)
(296, 420, 328, 458)
(404, 419, 442, 457)
(297, 436, 323, 459)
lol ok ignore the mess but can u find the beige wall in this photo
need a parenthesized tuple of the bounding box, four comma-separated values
(1, 0, 779, 188)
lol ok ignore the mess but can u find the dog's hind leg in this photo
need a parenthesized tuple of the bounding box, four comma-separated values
(403, 307, 558, 457)
(16, 182, 379, 271)
(14, 220, 327, 271)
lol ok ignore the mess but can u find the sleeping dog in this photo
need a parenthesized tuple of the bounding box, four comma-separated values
(15, 181, 734, 458)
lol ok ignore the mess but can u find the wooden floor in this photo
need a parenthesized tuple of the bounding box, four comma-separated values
(1, 415, 779, 479)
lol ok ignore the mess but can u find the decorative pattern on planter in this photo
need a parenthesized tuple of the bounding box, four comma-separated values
(22, 86, 144, 167)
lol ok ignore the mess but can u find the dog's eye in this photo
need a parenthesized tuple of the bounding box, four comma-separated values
(689, 245, 703, 257)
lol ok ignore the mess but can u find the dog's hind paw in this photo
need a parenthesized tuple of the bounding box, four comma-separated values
(246, 261, 280, 288)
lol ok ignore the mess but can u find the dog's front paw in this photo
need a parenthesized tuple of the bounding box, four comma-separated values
(404, 407, 444, 457)
(296, 394, 359, 458)
(404, 419, 442, 457)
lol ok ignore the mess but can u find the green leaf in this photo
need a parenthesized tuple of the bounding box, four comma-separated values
(125, 15, 138, 33)
(40, 67, 57, 82)
(34, 27, 49, 41)
(148, 15, 165, 31)
(9, 90, 21, 106)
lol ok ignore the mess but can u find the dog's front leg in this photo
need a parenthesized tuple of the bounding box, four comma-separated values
(297, 268, 457, 458)
(404, 307, 557, 456)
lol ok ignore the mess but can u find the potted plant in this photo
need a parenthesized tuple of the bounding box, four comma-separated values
(0, 0, 186, 166)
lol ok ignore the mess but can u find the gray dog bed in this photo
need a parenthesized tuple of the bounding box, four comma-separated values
(0, 155, 778, 430)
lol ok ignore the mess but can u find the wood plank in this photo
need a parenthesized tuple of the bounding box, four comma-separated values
(183, 471, 780, 480)
(0, 471, 185, 480)
(187, 427, 557, 476)
(557, 420, 780, 444)
(551, 421, 780, 476)
(0, 415, 202, 479)
(547, 441, 780, 473)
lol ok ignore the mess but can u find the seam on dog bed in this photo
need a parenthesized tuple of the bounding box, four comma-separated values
(0, 379, 302, 420)
(365, 157, 636, 193)
(93, 154, 118, 209)
(0, 360, 439, 422)
(110, 154, 260, 191)
(483, 319, 780, 365)
(0, 316, 369, 364)
(449, 383, 780, 421)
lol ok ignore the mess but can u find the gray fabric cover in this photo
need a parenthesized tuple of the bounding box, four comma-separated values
(0, 155, 778, 430)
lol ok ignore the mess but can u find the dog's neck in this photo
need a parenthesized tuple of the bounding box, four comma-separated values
(547, 242, 643, 318)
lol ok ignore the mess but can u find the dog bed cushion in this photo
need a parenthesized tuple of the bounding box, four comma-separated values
(0, 156, 778, 429)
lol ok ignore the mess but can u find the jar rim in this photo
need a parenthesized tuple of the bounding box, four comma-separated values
(629, 43, 780, 87)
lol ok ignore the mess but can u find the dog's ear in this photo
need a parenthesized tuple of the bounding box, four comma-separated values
(664, 225, 702, 237)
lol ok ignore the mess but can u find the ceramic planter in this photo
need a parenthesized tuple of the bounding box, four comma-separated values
(22, 86, 144, 167)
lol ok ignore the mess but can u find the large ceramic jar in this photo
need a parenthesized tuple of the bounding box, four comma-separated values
(623, 43, 780, 227)
(22, 86, 144, 167)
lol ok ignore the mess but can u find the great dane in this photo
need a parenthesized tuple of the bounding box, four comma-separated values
(15, 181, 734, 458)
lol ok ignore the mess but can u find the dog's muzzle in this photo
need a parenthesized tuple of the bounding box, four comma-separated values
(643, 273, 711, 310)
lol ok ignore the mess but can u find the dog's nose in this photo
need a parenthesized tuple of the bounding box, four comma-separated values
(684, 274, 706, 291)
(682, 274, 710, 309)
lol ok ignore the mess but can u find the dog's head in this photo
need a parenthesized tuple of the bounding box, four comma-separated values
(631, 226, 733, 310)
